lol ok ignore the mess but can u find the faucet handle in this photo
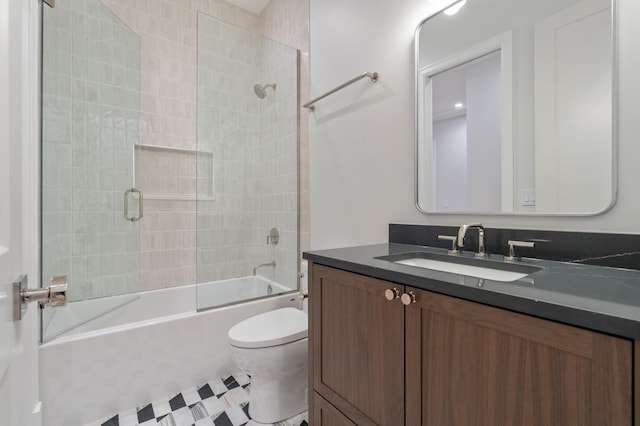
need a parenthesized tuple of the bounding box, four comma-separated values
(504, 240, 535, 262)
(438, 235, 460, 255)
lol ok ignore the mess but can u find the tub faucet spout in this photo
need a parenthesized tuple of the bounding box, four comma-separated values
(253, 261, 276, 276)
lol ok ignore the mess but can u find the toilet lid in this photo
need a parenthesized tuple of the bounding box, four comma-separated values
(228, 307, 308, 349)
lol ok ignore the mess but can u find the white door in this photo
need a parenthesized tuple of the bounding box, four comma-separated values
(0, 0, 41, 425)
(534, 0, 613, 213)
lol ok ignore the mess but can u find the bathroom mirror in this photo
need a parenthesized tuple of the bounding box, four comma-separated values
(415, 0, 616, 215)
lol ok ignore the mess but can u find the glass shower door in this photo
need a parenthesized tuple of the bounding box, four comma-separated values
(195, 14, 300, 311)
(41, 0, 141, 342)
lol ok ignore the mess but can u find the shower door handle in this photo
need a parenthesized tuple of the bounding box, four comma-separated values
(124, 188, 143, 222)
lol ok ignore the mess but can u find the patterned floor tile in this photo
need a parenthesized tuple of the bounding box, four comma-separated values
(136, 404, 155, 423)
(183, 388, 203, 406)
(171, 406, 194, 425)
(212, 411, 234, 426)
(168, 393, 187, 411)
(117, 410, 139, 426)
(234, 373, 250, 387)
(95, 373, 307, 426)
(151, 399, 173, 419)
(209, 379, 229, 397)
(194, 417, 216, 426)
(156, 413, 176, 426)
(224, 405, 250, 426)
(198, 383, 215, 400)
(202, 395, 227, 418)
(220, 386, 250, 407)
(101, 415, 119, 426)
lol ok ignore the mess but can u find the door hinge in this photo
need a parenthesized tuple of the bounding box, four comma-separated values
(13, 275, 67, 321)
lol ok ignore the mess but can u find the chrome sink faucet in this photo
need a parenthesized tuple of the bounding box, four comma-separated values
(457, 223, 487, 259)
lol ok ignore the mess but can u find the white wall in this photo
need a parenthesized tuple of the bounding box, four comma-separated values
(309, 0, 640, 250)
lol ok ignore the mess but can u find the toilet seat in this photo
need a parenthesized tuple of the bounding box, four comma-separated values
(228, 307, 308, 349)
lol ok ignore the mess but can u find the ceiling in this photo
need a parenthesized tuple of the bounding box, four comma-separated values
(225, 0, 271, 14)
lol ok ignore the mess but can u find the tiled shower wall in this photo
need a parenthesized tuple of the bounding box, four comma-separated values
(99, 0, 256, 291)
(110, 0, 308, 293)
(43, 0, 309, 299)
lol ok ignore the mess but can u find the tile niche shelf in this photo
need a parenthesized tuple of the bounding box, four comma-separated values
(133, 144, 214, 201)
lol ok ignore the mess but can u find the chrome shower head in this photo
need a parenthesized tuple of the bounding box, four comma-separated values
(253, 83, 276, 99)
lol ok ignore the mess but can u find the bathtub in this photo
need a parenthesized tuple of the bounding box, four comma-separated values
(39, 277, 301, 426)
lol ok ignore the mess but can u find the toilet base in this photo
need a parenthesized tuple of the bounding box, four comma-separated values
(227, 308, 309, 424)
(249, 370, 308, 423)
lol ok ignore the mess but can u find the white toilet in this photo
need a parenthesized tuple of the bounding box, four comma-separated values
(228, 307, 308, 424)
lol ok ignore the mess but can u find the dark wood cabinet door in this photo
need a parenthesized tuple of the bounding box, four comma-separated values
(635, 340, 640, 425)
(310, 264, 405, 426)
(405, 288, 633, 426)
(312, 392, 358, 426)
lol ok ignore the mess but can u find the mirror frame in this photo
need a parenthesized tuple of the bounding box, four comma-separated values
(414, 0, 619, 216)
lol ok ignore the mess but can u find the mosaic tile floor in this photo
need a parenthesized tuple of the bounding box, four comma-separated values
(89, 372, 308, 426)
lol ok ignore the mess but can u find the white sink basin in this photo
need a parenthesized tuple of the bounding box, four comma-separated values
(394, 258, 531, 282)
(377, 252, 541, 283)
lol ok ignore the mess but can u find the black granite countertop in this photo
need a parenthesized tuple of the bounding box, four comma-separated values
(303, 243, 640, 340)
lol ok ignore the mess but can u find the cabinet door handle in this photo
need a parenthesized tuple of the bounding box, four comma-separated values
(401, 291, 417, 305)
(384, 288, 401, 301)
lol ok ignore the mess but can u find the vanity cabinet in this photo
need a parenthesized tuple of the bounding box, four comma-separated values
(310, 264, 405, 425)
(309, 263, 633, 426)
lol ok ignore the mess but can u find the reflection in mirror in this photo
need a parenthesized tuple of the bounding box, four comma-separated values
(415, 0, 616, 215)
(432, 51, 503, 212)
